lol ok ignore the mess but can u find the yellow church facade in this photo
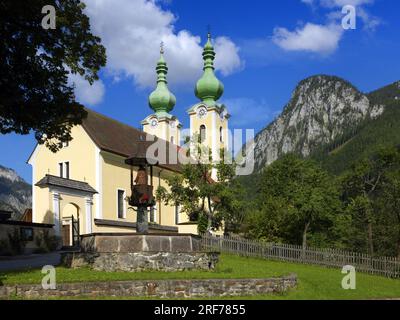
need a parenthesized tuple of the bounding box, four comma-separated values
(28, 110, 198, 246)
(28, 33, 228, 246)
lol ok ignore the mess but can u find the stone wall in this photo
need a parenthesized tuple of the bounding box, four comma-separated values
(0, 222, 54, 255)
(61, 251, 219, 272)
(70, 233, 213, 272)
(0, 275, 297, 299)
(80, 233, 202, 253)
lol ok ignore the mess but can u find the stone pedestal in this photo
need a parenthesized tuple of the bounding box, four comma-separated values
(61, 233, 219, 272)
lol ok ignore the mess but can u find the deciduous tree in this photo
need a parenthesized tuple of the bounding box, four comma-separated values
(0, 0, 106, 151)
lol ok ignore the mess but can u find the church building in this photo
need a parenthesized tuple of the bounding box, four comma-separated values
(27, 33, 230, 246)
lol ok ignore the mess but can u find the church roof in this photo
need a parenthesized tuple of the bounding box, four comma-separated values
(82, 109, 183, 173)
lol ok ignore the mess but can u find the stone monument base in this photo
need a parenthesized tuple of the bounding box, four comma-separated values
(62, 251, 219, 271)
(61, 233, 219, 272)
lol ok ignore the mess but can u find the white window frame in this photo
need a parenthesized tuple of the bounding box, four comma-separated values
(64, 161, 70, 179)
(150, 203, 157, 223)
(116, 189, 126, 219)
(199, 124, 206, 143)
(58, 161, 70, 179)
(58, 162, 63, 178)
(175, 205, 180, 225)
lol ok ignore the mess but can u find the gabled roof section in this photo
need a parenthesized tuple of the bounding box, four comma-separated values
(81, 108, 183, 173)
(36, 174, 98, 194)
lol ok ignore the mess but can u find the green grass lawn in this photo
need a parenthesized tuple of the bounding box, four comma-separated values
(1, 254, 399, 300)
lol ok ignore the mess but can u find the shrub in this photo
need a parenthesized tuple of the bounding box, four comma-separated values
(7, 228, 27, 255)
(34, 230, 61, 253)
(0, 238, 11, 256)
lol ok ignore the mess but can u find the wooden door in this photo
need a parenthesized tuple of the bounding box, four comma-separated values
(62, 224, 71, 247)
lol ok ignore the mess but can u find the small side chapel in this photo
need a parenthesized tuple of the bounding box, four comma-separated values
(28, 33, 230, 246)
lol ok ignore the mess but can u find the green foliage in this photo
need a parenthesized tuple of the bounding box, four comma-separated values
(157, 141, 245, 234)
(248, 154, 343, 248)
(0, 0, 106, 151)
(0, 238, 10, 255)
(2, 254, 400, 300)
(34, 230, 61, 253)
(340, 146, 400, 256)
(6, 228, 27, 255)
(240, 81, 400, 256)
(197, 213, 209, 234)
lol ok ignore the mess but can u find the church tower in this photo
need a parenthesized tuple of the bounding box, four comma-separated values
(188, 33, 230, 172)
(142, 45, 181, 145)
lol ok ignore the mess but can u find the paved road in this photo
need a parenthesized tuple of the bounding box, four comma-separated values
(0, 252, 61, 272)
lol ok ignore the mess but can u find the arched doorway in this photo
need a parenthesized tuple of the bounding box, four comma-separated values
(62, 203, 80, 247)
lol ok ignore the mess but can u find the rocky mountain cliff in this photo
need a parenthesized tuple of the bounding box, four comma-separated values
(0, 165, 31, 219)
(245, 75, 387, 171)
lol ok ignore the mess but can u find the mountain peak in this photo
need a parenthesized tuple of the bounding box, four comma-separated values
(0, 165, 31, 219)
(0, 165, 24, 183)
(298, 74, 356, 87)
(246, 75, 385, 170)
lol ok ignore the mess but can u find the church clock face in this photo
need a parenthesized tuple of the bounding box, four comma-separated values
(170, 121, 176, 129)
(197, 106, 207, 119)
(150, 118, 158, 128)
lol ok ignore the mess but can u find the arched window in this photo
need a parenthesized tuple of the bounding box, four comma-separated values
(219, 126, 223, 143)
(199, 125, 206, 143)
(170, 136, 174, 144)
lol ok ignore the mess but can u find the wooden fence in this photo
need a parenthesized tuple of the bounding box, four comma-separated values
(201, 234, 400, 278)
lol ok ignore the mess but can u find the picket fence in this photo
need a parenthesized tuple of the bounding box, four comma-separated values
(200, 234, 400, 278)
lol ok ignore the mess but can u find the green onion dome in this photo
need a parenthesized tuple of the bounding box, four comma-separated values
(149, 48, 176, 115)
(195, 33, 224, 107)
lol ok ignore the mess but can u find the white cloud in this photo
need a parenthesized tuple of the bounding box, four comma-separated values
(356, 6, 381, 31)
(309, 0, 381, 31)
(320, 0, 374, 7)
(69, 73, 105, 106)
(214, 37, 243, 76)
(272, 23, 343, 54)
(82, 0, 242, 88)
(222, 98, 272, 127)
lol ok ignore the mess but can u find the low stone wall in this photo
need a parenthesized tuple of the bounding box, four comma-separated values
(0, 222, 54, 255)
(0, 275, 297, 299)
(61, 251, 219, 271)
(80, 233, 202, 253)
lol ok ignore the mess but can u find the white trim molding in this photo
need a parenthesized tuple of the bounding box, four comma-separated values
(211, 111, 218, 180)
(48, 186, 95, 199)
(85, 197, 93, 234)
(116, 188, 126, 219)
(95, 146, 103, 219)
(27, 145, 39, 223)
(31, 166, 36, 223)
(52, 192, 61, 236)
(58, 160, 71, 179)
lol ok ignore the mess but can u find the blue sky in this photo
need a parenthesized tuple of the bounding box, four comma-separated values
(1, 0, 399, 182)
